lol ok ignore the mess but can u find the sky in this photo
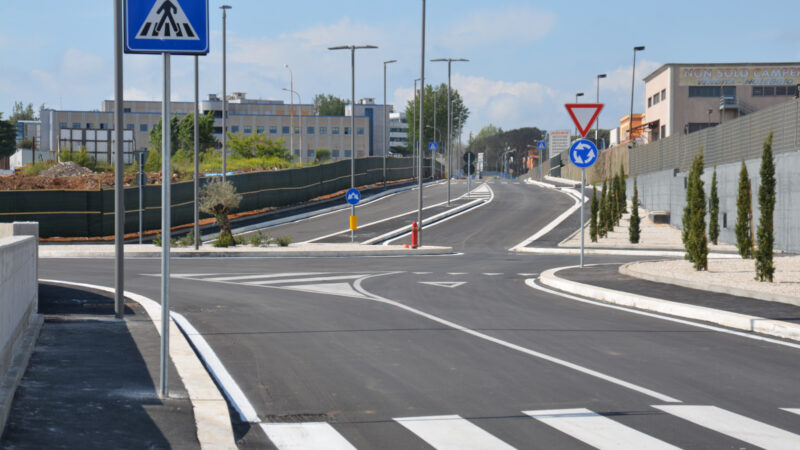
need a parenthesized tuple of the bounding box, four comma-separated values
(2, 0, 800, 139)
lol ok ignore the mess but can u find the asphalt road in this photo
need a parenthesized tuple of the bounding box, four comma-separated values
(41, 179, 800, 449)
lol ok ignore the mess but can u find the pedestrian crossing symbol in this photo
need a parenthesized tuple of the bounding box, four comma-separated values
(125, 0, 209, 54)
(137, 0, 198, 40)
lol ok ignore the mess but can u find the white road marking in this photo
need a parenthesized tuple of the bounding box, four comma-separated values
(352, 277, 680, 403)
(280, 282, 369, 299)
(653, 405, 800, 450)
(783, 408, 800, 416)
(395, 415, 514, 450)
(414, 272, 432, 275)
(525, 408, 678, 449)
(260, 422, 356, 450)
(201, 272, 325, 282)
(483, 273, 502, 276)
(509, 183, 584, 250)
(518, 273, 538, 277)
(244, 274, 369, 286)
(527, 278, 800, 351)
(447, 272, 467, 275)
(419, 281, 467, 288)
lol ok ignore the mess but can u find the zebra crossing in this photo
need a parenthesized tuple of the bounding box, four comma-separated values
(259, 405, 800, 449)
(468, 183, 493, 200)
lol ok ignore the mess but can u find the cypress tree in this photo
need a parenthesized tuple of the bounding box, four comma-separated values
(682, 152, 708, 270)
(735, 161, 753, 258)
(611, 174, 620, 226)
(605, 179, 615, 233)
(629, 178, 641, 243)
(755, 131, 776, 282)
(619, 163, 627, 213)
(599, 180, 608, 237)
(709, 166, 720, 245)
(590, 185, 599, 242)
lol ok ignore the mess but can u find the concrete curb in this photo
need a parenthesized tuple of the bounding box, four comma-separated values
(39, 245, 455, 259)
(620, 262, 800, 307)
(539, 266, 800, 343)
(0, 314, 43, 439)
(39, 279, 237, 450)
(512, 246, 740, 258)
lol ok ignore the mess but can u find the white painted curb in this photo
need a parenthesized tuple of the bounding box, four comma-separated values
(514, 247, 740, 258)
(39, 280, 237, 450)
(538, 267, 800, 343)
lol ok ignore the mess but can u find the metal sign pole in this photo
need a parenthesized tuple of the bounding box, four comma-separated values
(160, 53, 172, 398)
(113, 0, 124, 319)
(467, 153, 472, 199)
(194, 55, 200, 250)
(138, 157, 144, 244)
(580, 167, 585, 268)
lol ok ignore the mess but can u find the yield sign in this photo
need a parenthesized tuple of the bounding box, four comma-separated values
(565, 103, 604, 138)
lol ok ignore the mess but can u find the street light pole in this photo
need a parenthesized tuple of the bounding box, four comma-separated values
(383, 59, 397, 189)
(329, 44, 378, 243)
(413, 77, 420, 178)
(629, 45, 645, 145)
(220, 5, 231, 181)
(284, 64, 294, 162)
(595, 73, 607, 147)
(431, 58, 468, 206)
(574, 92, 584, 137)
(418, 0, 426, 246)
(283, 87, 302, 161)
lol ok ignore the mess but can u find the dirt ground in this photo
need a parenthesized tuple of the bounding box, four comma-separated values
(0, 169, 179, 191)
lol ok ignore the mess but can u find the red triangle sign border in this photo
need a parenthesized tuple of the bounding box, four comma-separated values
(565, 104, 604, 138)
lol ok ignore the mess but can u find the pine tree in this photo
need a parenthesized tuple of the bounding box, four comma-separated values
(590, 185, 598, 242)
(629, 178, 641, 244)
(755, 131, 776, 282)
(735, 160, 753, 258)
(709, 166, 720, 245)
(599, 180, 608, 237)
(682, 152, 708, 270)
(619, 163, 627, 213)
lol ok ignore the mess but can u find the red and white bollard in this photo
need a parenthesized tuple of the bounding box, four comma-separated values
(411, 221, 419, 249)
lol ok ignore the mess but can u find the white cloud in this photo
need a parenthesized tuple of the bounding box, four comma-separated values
(440, 5, 555, 48)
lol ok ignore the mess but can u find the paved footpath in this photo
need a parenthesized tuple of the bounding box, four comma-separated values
(556, 264, 800, 328)
(0, 284, 199, 449)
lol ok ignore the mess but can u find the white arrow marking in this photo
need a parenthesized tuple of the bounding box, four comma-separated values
(419, 281, 467, 288)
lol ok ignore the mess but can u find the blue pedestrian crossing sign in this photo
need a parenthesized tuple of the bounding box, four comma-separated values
(429, 142, 438, 151)
(125, 0, 209, 54)
(537, 141, 546, 151)
(346, 188, 361, 205)
(569, 139, 598, 168)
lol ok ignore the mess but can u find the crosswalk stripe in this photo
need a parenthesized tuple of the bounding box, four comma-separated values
(244, 274, 369, 286)
(395, 414, 514, 450)
(653, 405, 800, 450)
(260, 422, 355, 450)
(203, 272, 326, 282)
(524, 408, 679, 449)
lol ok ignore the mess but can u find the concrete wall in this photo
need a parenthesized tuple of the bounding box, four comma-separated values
(0, 224, 38, 383)
(630, 151, 800, 253)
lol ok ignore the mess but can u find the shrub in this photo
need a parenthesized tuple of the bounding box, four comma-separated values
(248, 232, 263, 247)
(199, 178, 242, 247)
(755, 131, 776, 282)
(23, 160, 56, 175)
(682, 151, 708, 270)
(153, 232, 177, 247)
(275, 235, 292, 247)
(59, 147, 96, 170)
(735, 161, 753, 258)
(176, 231, 195, 247)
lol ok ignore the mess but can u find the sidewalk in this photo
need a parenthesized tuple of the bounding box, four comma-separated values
(0, 283, 200, 448)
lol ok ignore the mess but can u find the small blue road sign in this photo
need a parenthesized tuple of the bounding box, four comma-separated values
(346, 188, 361, 205)
(569, 139, 598, 168)
(429, 142, 438, 151)
(125, 0, 209, 54)
(537, 141, 546, 151)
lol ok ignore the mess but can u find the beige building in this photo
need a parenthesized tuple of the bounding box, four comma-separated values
(643, 63, 800, 142)
(40, 93, 375, 164)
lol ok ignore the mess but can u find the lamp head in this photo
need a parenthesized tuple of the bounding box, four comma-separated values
(634, 46, 645, 51)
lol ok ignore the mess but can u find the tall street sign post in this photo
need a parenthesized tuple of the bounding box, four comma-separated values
(565, 103, 603, 268)
(125, 0, 210, 398)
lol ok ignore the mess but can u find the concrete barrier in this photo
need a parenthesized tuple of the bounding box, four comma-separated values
(0, 222, 40, 435)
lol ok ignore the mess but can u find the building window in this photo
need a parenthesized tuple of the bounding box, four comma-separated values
(332, 149, 340, 158)
(357, 127, 365, 135)
(332, 127, 340, 135)
(86, 123, 93, 129)
(269, 126, 277, 134)
(282, 126, 290, 134)
(307, 126, 315, 135)
(661, 124, 666, 139)
(294, 127, 300, 135)
(100, 123, 108, 130)
(648, 97, 652, 108)
(244, 126, 252, 134)
(344, 150, 352, 158)
(126, 124, 134, 130)
(293, 149, 300, 156)
(59, 122, 67, 129)
(344, 127, 351, 135)
(72, 123, 80, 129)
(124, 108, 131, 113)
(231, 126, 240, 133)
(257, 126, 265, 134)
(140, 124, 148, 132)
(754, 85, 797, 97)
(689, 86, 735, 98)
(307, 149, 315, 158)
(661, 89, 666, 100)
(319, 127, 327, 135)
